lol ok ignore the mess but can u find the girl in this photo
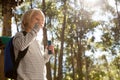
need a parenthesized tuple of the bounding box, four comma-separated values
(13, 9, 54, 80)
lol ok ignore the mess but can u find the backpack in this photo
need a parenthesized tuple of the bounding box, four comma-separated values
(4, 31, 28, 79)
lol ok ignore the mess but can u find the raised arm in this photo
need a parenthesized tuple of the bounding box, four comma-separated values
(13, 24, 40, 51)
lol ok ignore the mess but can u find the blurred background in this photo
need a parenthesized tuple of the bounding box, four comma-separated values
(0, 0, 120, 80)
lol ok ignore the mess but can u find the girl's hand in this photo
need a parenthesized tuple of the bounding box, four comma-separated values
(46, 45, 54, 54)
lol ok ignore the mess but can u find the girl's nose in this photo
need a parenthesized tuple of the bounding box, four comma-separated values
(41, 21, 44, 24)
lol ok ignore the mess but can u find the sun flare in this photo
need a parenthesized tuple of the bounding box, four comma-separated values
(85, 0, 98, 7)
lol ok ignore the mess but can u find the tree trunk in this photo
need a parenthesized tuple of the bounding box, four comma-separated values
(2, 1, 12, 36)
(75, 10, 83, 80)
(71, 44, 75, 80)
(42, 0, 52, 80)
(0, 1, 13, 80)
(53, 45, 58, 80)
(114, 0, 120, 41)
(76, 36, 83, 80)
(43, 27, 52, 80)
(85, 56, 89, 80)
(58, 1, 67, 80)
(115, 0, 120, 27)
(74, 0, 83, 79)
(0, 50, 6, 80)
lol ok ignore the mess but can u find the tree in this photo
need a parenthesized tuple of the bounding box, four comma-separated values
(100, 55, 113, 80)
(1, 0, 120, 80)
(73, 0, 98, 79)
(41, 0, 53, 80)
(2, 0, 23, 36)
(0, 0, 23, 80)
(111, 56, 120, 79)
(58, 0, 67, 80)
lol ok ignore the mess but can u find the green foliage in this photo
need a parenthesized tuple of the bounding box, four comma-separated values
(90, 70, 106, 80)
(112, 56, 120, 69)
(1, 0, 120, 80)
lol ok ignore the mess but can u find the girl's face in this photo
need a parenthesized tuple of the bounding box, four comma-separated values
(26, 12, 45, 32)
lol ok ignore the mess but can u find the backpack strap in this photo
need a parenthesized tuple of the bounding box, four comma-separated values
(14, 31, 28, 75)
(22, 31, 27, 36)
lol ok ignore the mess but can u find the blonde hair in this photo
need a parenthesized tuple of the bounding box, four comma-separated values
(21, 9, 45, 30)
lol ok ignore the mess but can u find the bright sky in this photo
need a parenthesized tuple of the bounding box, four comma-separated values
(83, 0, 119, 58)
(85, 0, 119, 21)
(1, 0, 120, 41)
(0, 0, 119, 62)
(85, 0, 115, 7)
